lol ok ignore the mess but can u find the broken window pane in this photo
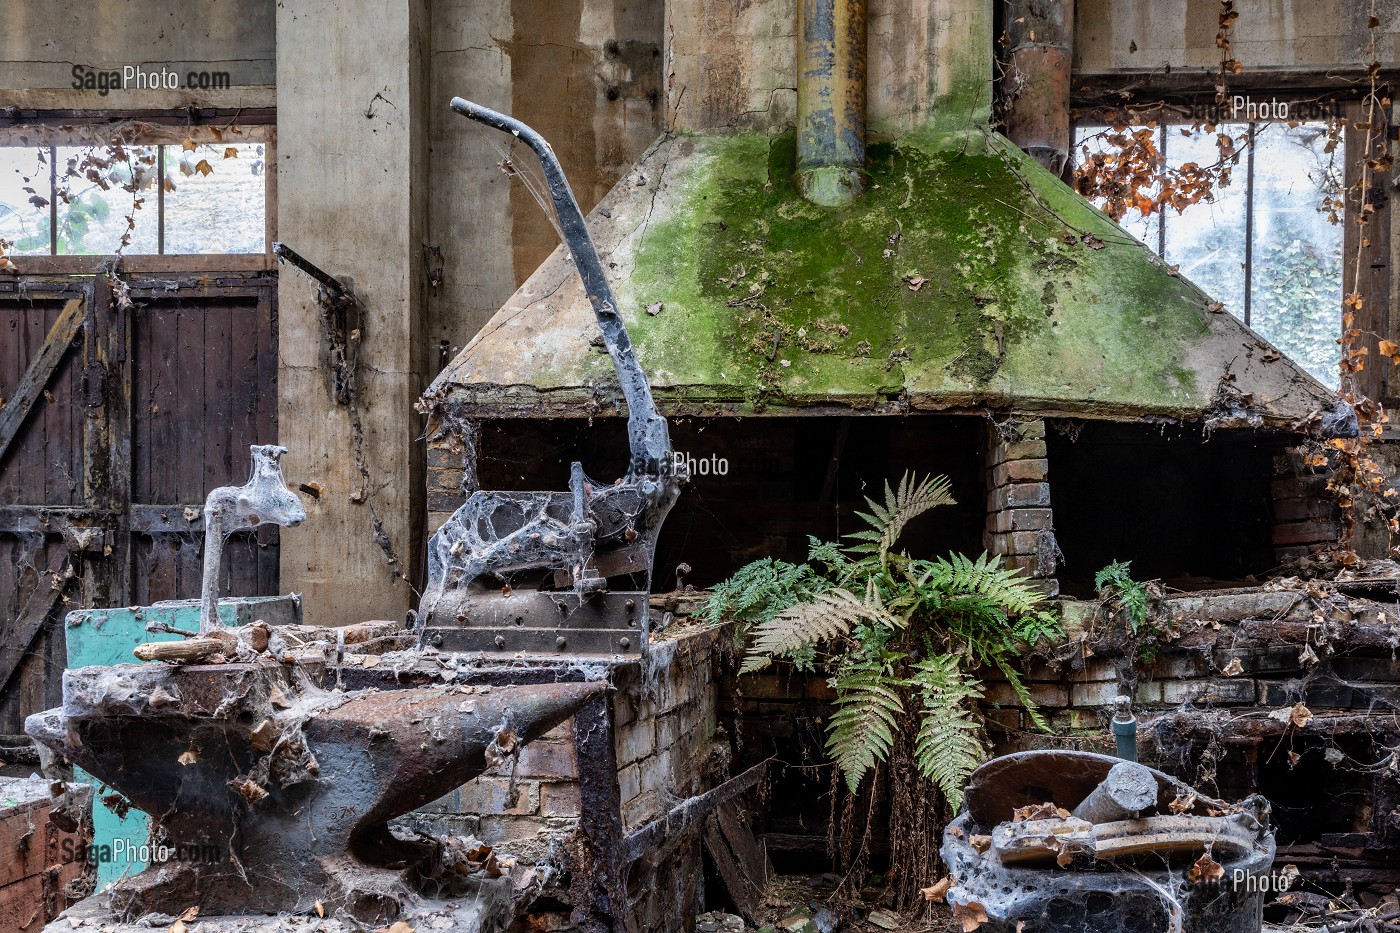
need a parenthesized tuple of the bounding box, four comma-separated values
(1248, 123, 1344, 389)
(53, 145, 160, 255)
(0, 147, 54, 256)
(163, 143, 267, 254)
(1161, 124, 1249, 320)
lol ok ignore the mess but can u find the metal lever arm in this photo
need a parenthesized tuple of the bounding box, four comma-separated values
(450, 97, 672, 478)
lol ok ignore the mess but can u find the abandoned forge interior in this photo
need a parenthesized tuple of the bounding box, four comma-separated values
(3, 1, 1400, 932)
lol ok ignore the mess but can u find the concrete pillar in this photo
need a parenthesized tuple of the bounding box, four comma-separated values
(276, 0, 430, 624)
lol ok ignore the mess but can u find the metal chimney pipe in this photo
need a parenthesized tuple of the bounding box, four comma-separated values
(1002, 0, 1074, 175)
(795, 0, 866, 207)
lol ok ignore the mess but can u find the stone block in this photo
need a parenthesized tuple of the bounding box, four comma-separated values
(616, 720, 656, 766)
(618, 763, 642, 803)
(991, 459, 1049, 487)
(990, 508, 1054, 534)
(540, 782, 582, 818)
(989, 482, 1052, 511)
(1162, 678, 1257, 705)
(516, 739, 577, 780)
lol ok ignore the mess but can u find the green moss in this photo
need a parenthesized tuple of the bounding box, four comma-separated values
(622, 127, 1220, 414)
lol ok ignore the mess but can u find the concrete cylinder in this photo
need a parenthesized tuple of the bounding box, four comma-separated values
(796, 0, 866, 207)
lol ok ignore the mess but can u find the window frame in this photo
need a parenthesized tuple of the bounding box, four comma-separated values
(1071, 87, 1389, 399)
(0, 116, 275, 274)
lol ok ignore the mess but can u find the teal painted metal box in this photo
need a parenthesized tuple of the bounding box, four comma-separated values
(63, 595, 301, 885)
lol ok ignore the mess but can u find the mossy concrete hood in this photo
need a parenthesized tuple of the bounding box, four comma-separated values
(422, 0, 1353, 438)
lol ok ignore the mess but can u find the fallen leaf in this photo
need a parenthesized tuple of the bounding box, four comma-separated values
(179, 907, 199, 922)
(194, 159, 213, 177)
(1169, 791, 1197, 815)
(1081, 234, 1105, 250)
(314, 901, 325, 918)
(645, 301, 664, 316)
(970, 834, 992, 853)
(223, 147, 239, 159)
(177, 748, 199, 766)
(1287, 750, 1301, 768)
(954, 900, 990, 932)
(921, 876, 952, 902)
(1325, 746, 1345, 765)
(1128, 40, 1137, 53)
(1188, 849, 1225, 884)
(905, 275, 929, 291)
(1012, 802, 1069, 822)
(1290, 703, 1314, 728)
(182, 138, 197, 151)
(1221, 657, 1244, 676)
(169, 922, 185, 933)
(1205, 301, 1225, 313)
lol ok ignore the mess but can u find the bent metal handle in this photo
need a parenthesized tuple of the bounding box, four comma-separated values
(451, 97, 672, 478)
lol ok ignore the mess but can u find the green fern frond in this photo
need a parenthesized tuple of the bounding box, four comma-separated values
(910, 654, 986, 809)
(826, 658, 906, 793)
(918, 552, 1046, 617)
(741, 588, 898, 673)
(847, 473, 956, 564)
(701, 557, 829, 626)
(993, 657, 1052, 734)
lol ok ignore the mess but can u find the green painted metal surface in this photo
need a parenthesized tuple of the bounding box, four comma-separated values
(64, 595, 300, 886)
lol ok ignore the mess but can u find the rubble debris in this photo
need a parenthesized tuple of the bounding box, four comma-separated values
(943, 750, 1275, 932)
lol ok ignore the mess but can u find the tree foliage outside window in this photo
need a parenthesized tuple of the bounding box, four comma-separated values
(1075, 120, 1345, 389)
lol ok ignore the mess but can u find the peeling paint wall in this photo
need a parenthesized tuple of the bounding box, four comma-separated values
(1075, 0, 1400, 74)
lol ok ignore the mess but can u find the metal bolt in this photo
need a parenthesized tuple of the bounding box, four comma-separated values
(494, 634, 506, 648)
(619, 637, 631, 649)
(624, 599, 636, 612)
(431, 634, 444, 647)
(556, 636, 567, 649)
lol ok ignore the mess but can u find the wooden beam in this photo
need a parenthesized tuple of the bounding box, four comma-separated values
(0, 298, 84, 466)
(0, 551, 72, 700)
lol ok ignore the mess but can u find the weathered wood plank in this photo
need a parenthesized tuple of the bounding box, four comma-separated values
(0, 298, 84, 466)
(0, 548, 71, 699)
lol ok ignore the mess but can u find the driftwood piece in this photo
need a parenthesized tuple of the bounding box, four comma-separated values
(133, 632, 235, 664)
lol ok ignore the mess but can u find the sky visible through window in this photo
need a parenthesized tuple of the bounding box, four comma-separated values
(1075, 122, 1345, 389)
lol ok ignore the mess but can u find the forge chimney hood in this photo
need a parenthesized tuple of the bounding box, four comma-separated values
(422, 0, 1353, 439)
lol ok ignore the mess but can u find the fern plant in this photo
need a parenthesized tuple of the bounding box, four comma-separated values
(1094, 559, 1149, 632)
(705, 473, 1062, 809)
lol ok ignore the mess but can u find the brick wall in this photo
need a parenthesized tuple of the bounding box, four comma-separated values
(399, 621, 723, 930)
(984, 419, 1059, 595)
(0, 777, 91, 932)
(1271, 446, 1342, 560)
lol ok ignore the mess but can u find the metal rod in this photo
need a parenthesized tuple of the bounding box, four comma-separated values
(796, 0, 867, 206)
(450, 97, 673, 478)
(1002, 0, 1074, 175)
(271, 241, 346, 298)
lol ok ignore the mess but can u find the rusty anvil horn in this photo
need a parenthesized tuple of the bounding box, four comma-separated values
(26, 669, 607, 921)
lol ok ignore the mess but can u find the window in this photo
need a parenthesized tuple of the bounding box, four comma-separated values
(0, 126, 270, 260)
(1075, 120, 1345, 388)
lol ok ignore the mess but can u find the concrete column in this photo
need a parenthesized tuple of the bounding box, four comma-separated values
(276, 0, 430, 624)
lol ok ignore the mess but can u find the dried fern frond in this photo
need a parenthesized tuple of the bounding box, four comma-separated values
(846, 472, 956, 565)
(741, 587, 897, 673)
(826, 657, 906, 793)
(911, 654, 986, 809)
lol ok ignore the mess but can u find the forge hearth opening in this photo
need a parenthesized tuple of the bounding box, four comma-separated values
(472, 415, 988, 589)
(1047, 421, 1287, 593)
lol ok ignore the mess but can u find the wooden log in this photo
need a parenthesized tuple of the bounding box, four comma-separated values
(1071, 761, 1159, 823)
(132, 633, 234, 663)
